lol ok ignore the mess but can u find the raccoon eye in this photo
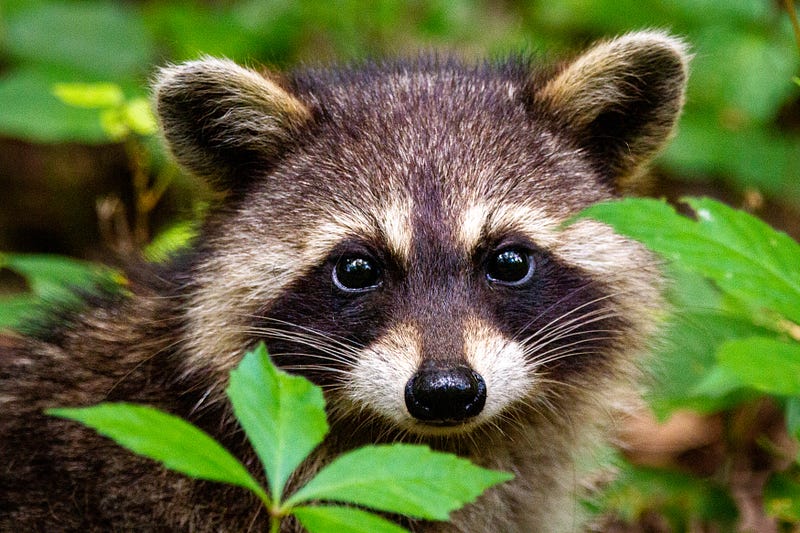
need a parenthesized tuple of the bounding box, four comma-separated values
(333, 255, 382, 292)
(486, 247, 535, 286)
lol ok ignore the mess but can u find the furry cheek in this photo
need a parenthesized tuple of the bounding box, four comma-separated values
(343, 322, 422, 425)
(463, 318, 533, 421)
(343, 318, 534, 432)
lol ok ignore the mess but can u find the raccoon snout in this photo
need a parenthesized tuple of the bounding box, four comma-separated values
(404, 364, 487, 424)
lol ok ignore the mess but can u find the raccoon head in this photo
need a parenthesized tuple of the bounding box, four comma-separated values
(155, 31, 688, 438)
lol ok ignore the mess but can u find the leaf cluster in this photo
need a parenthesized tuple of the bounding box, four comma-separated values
(49, 343, 512, 532)
(579, 197, 800, 529)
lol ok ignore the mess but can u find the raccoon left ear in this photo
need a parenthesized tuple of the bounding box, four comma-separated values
(154, 57, 312, 191)
(535, 31, 690, 190)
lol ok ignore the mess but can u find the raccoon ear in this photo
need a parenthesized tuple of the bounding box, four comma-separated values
(154, 57, 311, 190)
(535, 31, 690, 190)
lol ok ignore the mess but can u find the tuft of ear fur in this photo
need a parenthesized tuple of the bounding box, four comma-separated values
(536, 31, 690, 190)
(154, 57, 311, 190)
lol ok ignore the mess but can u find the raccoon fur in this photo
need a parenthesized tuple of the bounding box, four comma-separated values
(0, 32, 689, 532)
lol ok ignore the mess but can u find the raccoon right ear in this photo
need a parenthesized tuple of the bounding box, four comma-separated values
(535, 31, 690, 190)
(154, 57, 311, 190)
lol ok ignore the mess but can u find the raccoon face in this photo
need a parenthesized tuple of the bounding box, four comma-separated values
(155, 32, 688, 437)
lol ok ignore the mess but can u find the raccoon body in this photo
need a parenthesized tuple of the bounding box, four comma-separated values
(0, 32, 688, 532)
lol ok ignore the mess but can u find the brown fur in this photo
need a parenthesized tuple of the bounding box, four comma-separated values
(0, 32, 688, 532)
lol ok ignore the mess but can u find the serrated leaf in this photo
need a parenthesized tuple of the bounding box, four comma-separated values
(579, 197, 800, 324)
(716, 337, 800, 396)
(226, 343, 328, 500)
(285, 444, 513, 521)
(684, 197, 800, 323)
(47, 403, 268, 502)
(293, 505, 409, 533)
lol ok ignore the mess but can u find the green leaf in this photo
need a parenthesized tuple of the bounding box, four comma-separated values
(646, 268, 772, 416)
(47, 403, 268, 503)
(765, 473, 800, 521)
(293, 506, 409, 533)
(52, 83, 125, 109)
(716, 337, 800, 396)
(578, 197, 800, 324)
(0, 253, 124, 301)
(5, 1, 154, 78)
(144, 221, 198, 263)
(690, 364, 741, 397)
(0, 294, 40, 330)
(226, 343, 328, 501)
(286, 444, 513, 521)
(124, 97, 158, 136)
(0, 68, 109, 143)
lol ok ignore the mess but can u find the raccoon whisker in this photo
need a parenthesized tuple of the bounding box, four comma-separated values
(523, 331, 620, 364)
(518, 310, 622, 358)
(242, 314, 365, 351)
(511, 286, 625, 341)
(528, 306, 621, 338)
(516, 299, 621, 347)
(105, 336, 188, 399)
(253, 330, 361, 362)
(188, 387, 216, 416)
(529, 348, 611, 369)
(280, 364, 352, 377)
(239, 324, 360, 351)
(237, 327, 361, 363)
(267, 350, 358, 367)
(521, 319, 621, 356)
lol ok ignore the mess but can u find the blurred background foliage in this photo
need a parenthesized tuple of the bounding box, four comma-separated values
(1, 0, 798, 255)
(1, 1, 800, 532)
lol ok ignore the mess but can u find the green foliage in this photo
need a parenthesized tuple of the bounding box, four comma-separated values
(580, 197, 800, 409)
(579, 197, 800, 527)
(49, 343, 512, 532)
(2, 0, 797, 204)
(588, 458, 738, 530)
(1, 1, 154, 143)
(48, 403, 270, 503)
(293, 505, 408, 533)
(583, 197, 800, 324)
(142, 221, 199, 263)
(54, 82, 158, 140)
(226, 344, 329, 500)
(285, 444, 504, 520)
(765, 471, 800, 522)
(0, 253, 124, 330)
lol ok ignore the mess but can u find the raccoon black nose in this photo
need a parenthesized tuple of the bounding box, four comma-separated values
(404, 365, 486, 424)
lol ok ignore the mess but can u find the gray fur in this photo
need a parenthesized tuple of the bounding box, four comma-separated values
(0, 32, 688, 532)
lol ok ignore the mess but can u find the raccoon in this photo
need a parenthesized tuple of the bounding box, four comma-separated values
(0, 31, 688, 532)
